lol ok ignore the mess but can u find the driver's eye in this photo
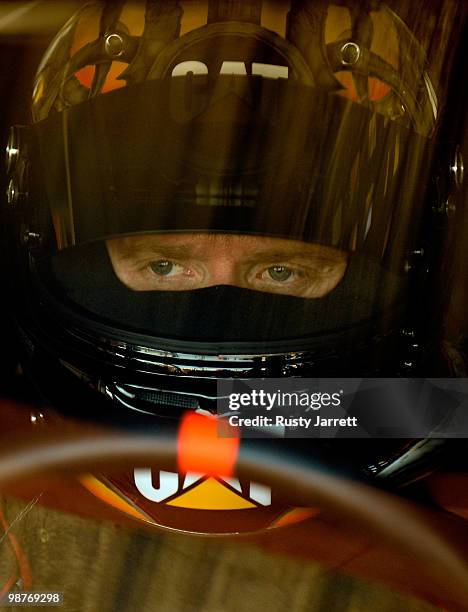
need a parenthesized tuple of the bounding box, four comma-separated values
(267, 265, 293, 282)
(149, 260, 175, 276)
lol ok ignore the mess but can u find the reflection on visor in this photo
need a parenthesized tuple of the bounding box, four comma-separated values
(30, 79, 430, 265)
(44, 236, 406, 344)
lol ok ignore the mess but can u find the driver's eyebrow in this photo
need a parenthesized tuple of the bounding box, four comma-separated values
(241, 249, 336, 264)
(118, 243, 199, 261)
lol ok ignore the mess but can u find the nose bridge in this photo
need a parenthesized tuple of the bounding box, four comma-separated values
(207, 249, 238, 286)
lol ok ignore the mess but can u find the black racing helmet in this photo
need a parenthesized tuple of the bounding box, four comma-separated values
(5, 0, 464, 418)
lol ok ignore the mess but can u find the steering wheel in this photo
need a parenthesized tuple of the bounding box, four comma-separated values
(0, 406, 468, 611)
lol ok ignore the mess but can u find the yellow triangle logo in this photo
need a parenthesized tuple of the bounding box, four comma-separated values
(166, 477, 256, 510)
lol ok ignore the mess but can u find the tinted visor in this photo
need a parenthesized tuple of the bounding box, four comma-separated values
(29, 78, 428, 350)
(30, 78, 430, 260)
